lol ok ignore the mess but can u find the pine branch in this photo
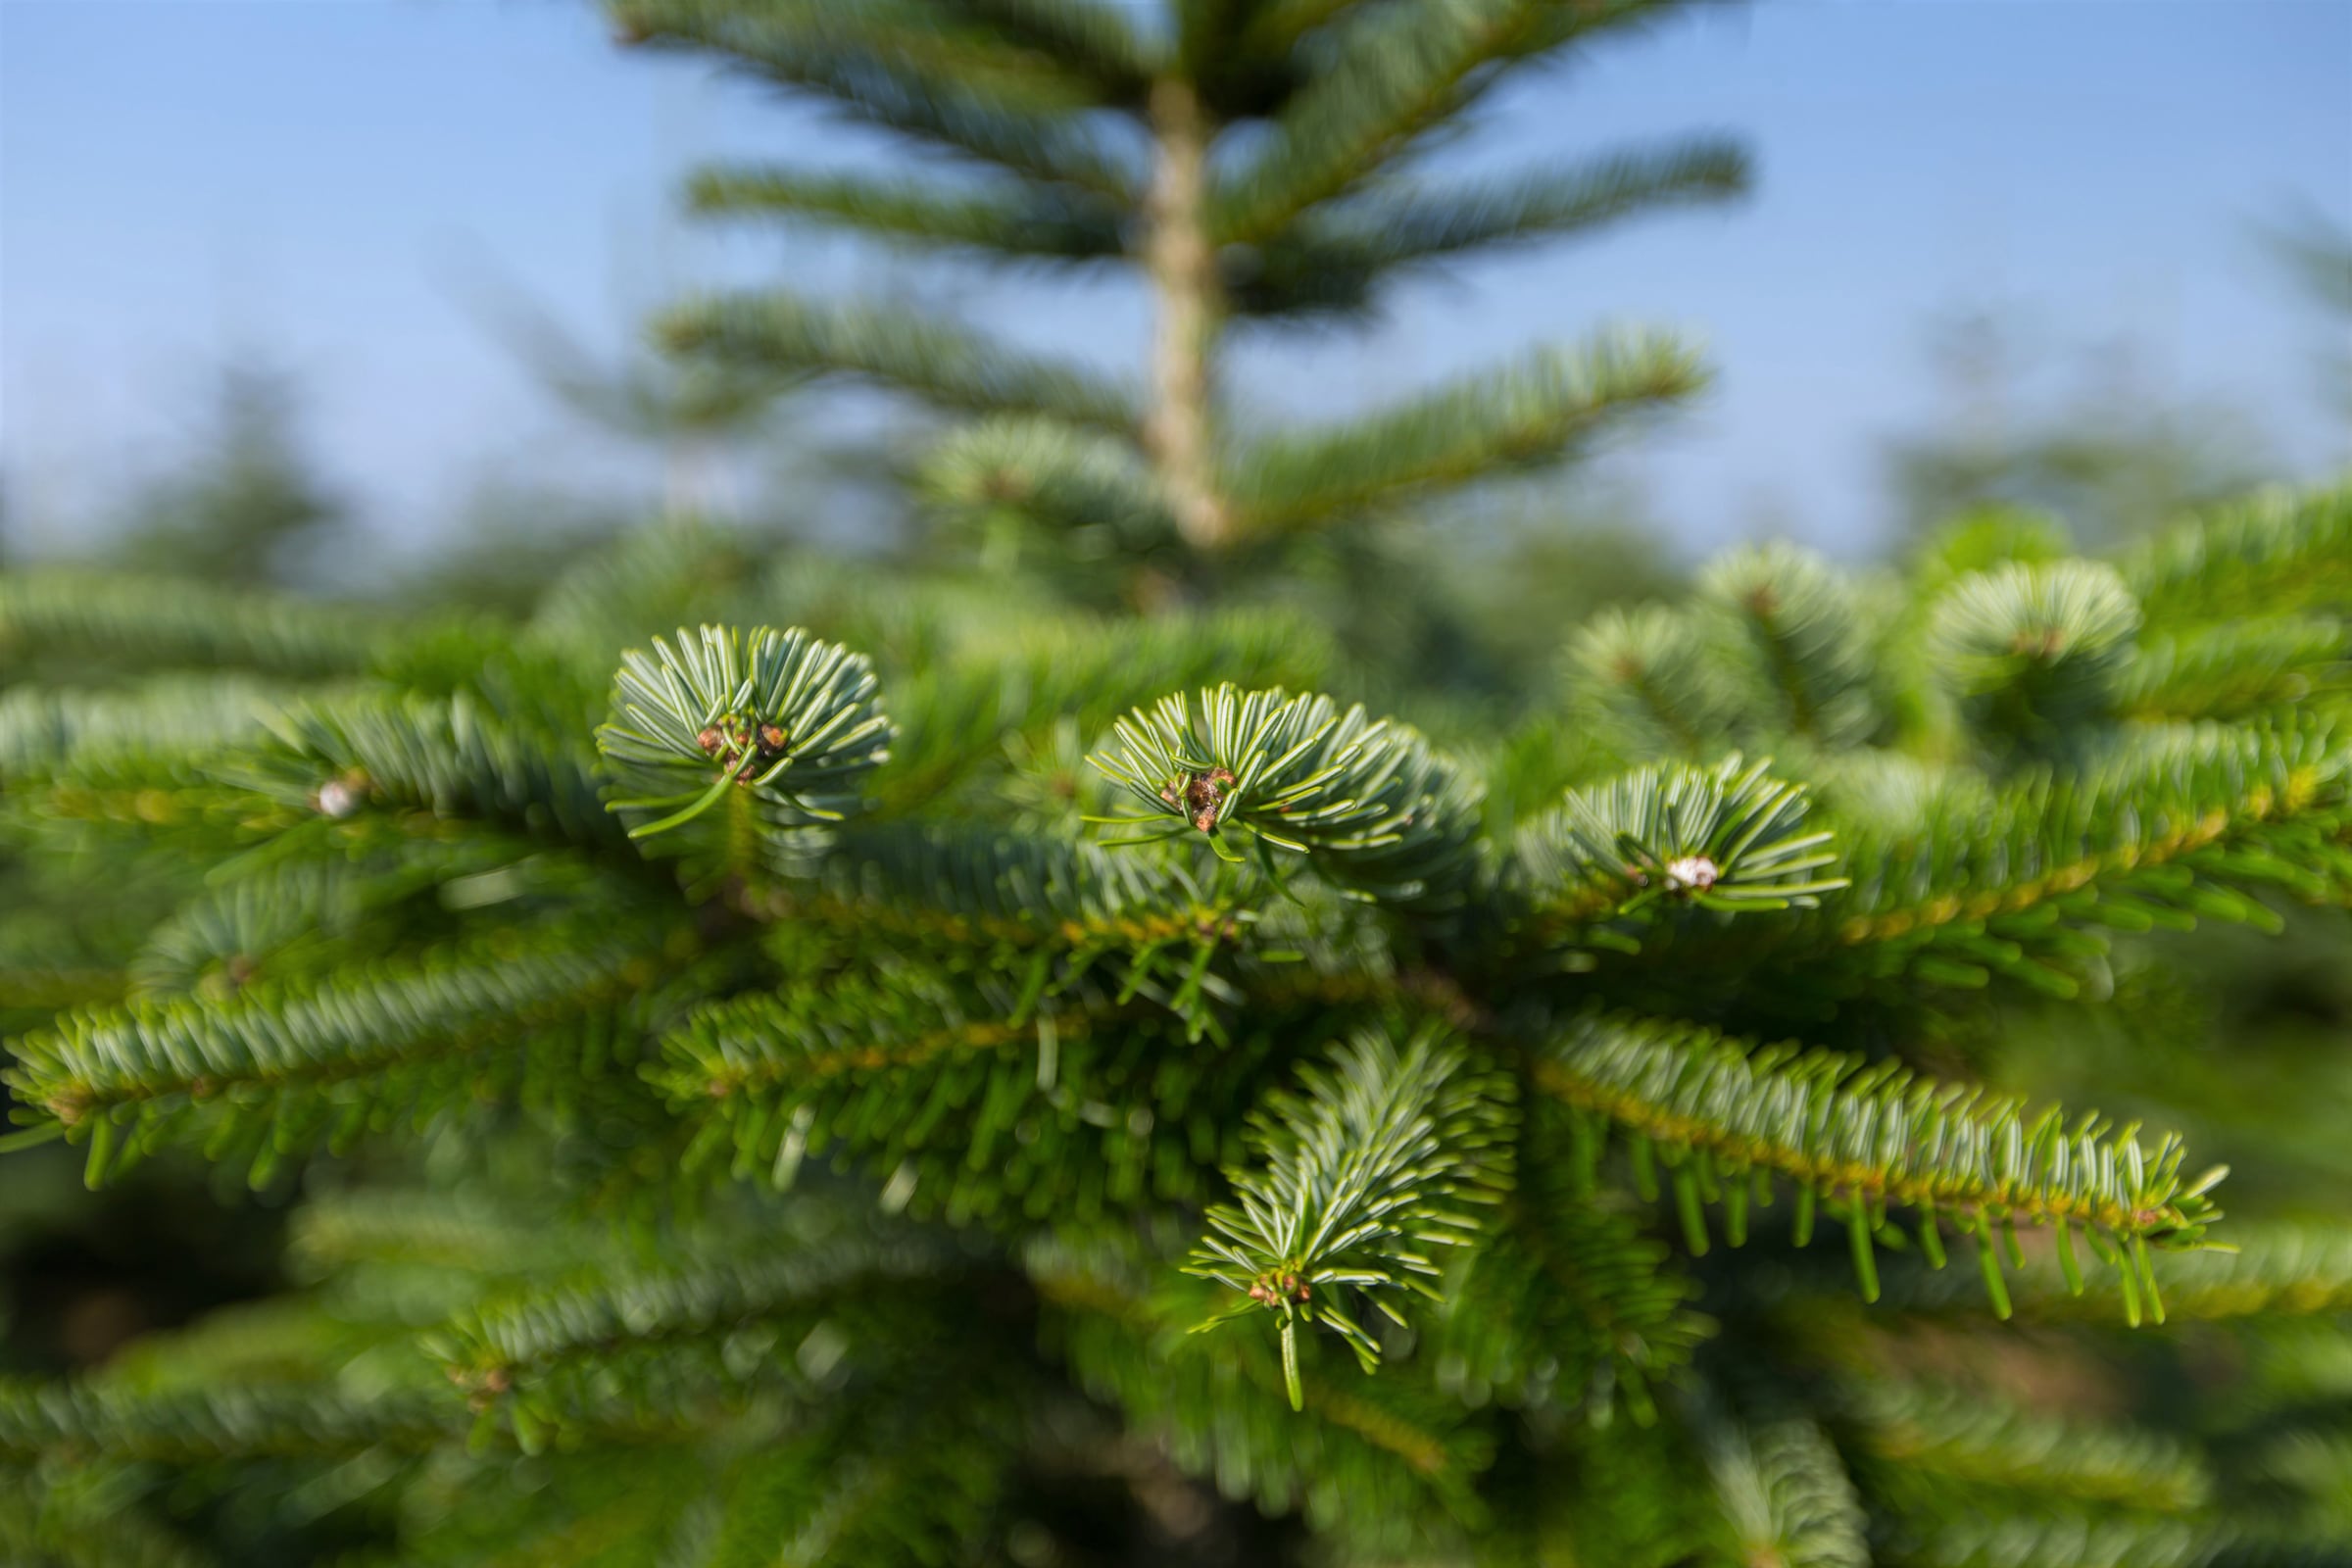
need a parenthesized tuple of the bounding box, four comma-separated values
(653, 971, 1277, 1215)
(288, 1186, 593, 1281)
(1210, 0, 1524, 243)
(1436, 1104, 1707, 1421)
(1892, 1219, 2352, 1324)
(659, 291, 1140, 431)
(2118, 615, 2347, 721)
(925, 0, 1160, 98)
(698, 1413, 1007, 1568)
(1030, 1231, 1494, 1543)
(1699, 542, 1881, 745)
(1272, 135, 1749, 287)
(2124, 483, 2352, 626)
(1512, 754, 1846, 945)
(1186, 1020, 1516, 1406)
(0, 676, 299, 779)
(523, 515, 762, 660)
(0, 570, 394, 678)
(0, 1379, 453, 1465)
(598, 623, 894, 844)
(608, 0, 1105, 111)
(122, 836, 593, 1001)
(1826, 719, 2352, 998)
(685, 165, 1127, 264)
(1231, 0, 1377, 58)
(1849, 1378, 2211, 1511)
(1208, 0, 1657, 245)
(1567, 603, 1750, 761)
(910, 416, 1173, 559)
(1928, 561, 2143, 745)
(0, 1468, 216, 1568)
(1227, 332, 1706, 531)
(1230, 135, 1745, 319)
(1893, 1500, 2223, 1568)
(1534, 1010, 2227, 1322)
(368, 1446, 720, 1568)
(612, 0, 1141, 194)
(126, 860, 369, 1002)
(424, 1237, 962, 1451)
(247, 688, 623, 848)
(1695, 1405, 1870, 1568)
(816, 821, 1233, 959)
(4, 924, 670, 1185)
(1093, 682, 1486, 907)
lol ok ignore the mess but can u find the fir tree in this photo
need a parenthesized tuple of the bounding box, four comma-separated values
(6, 4, 2352, 1564)
(610, 0, 1749, 602)
(110, 362, 347, 589)
(6, 462, 2352, 1559)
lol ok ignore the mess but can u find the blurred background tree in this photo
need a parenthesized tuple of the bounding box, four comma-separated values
(106, 361, 348, 590)
(1879, 305, 2274, 550)
(613, 0, 1748, 629)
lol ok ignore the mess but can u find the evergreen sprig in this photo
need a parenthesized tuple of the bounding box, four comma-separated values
(1187, 1020, 1516, 1407)
(1513, 754, 1846, 942)
(1092, 682, 1484, 906)
(1030, 1230, 1495, 1543)
(1227, 334, 1707, 531)
(1822, 718, 2352, 997)
(1534, 1010, 2228, 1320)
(657, 291, 1141, 431)
(598, 623, 894, 841)
(1849, 1378, 2212, 1512)
(1435, 1105, 1709, 1421)
(5, 926, 668, 1186)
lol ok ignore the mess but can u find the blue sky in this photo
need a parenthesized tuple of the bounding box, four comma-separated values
(3, 0, 2347, 563)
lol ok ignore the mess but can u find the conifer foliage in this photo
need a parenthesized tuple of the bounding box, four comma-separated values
(611, 0, 1746, 590)
(6, 1, 2352, 1563)
(7, 475, 2352, 1560)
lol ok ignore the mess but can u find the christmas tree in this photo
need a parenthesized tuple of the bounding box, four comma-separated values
(6, 3, 2352, 1564)
(612, 0, 1746, 603)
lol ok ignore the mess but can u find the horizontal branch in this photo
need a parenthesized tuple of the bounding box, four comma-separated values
(0, 570, 396, 678)
(0, 1379, 453, 1464)
(610, 0, 1142, 194)
(1226, 333, 1706, 531)
(686, 164, 1127, 263)
(659, 290, 1140, 431)
(1534, 1010, 2225, 1322)
(1829, 719, 2352, 994)
(5, 927, 668, 1183)
(1301, 136, 1749, 269)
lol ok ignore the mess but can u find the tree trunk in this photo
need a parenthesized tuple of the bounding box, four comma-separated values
(1142, 77, 1233, 554)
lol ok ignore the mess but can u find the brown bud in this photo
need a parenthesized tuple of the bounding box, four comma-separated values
(759, 724, 788, 753)
(696, 727, 725, 755)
